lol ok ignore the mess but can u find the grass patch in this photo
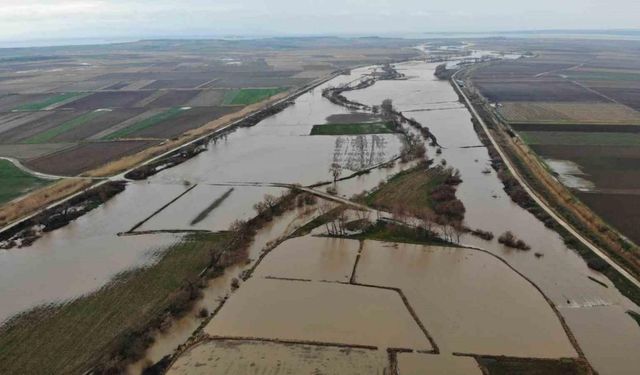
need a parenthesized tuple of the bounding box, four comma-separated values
(103, 107, 186, 140)
(222, 87, 286, 105)
(349, 220, 454, 246)
(478, 357, 590, 375)
(0, 160, 51, 204)
(14, 92, 84, 111)
(364, 165, 448, 213)
(310, 121, 395, 135)
(519, 131, 640, 146)
(23, 110, 105, 144)
(0, 232, 232, 374)
(290, 205, 347, 237)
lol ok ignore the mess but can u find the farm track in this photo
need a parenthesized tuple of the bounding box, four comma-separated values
(452, 71, 640, 289)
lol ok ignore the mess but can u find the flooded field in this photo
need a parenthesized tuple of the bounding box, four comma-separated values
(167, 339, 387, 375)
(2, 54, 639, 375)
(344, 60, 640, 374)
(356, 241, 577, 357)
(254, 236, 360, 282)
(204, 278, 433, 351)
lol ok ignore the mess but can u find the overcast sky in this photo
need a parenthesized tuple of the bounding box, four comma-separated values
(1, 0, 639, 44)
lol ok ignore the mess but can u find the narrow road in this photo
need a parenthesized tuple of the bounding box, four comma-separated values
(451, 71, 640, 288)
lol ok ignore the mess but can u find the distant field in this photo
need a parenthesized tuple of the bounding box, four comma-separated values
(474, 80, 605, 102)
(310, 121, 395, 135)
(23, 110, 105, 144)
(14, 92, 84, 111)
(520, 131, 640, 146)
(103, 107, 186, 140)
(0, 160, 50, 204)
(222, 87, 286, 105)
(499, 102, 640, 124)
(26, 140, 158, 176)
(577, 192, 640, 245)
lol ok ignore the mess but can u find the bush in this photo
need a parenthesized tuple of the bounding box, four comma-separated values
(498, 231, 530, 250)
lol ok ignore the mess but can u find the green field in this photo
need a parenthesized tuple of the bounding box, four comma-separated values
(222, 87, 286, 105)
(14, 92, 84, 111)
(0, 160, 51, 204)
(0, 232, 232, 374)
(310, 121, 395, 135)
(519, 131, 640, 146)
(24, 110, 105, 144)
(103, 107, 186, 140)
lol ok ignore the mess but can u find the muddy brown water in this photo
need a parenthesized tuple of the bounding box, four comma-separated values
(204, 277, 433, 351)
(345, 60, 640, 374)
(0, 65, 403, 325)
(356, 241, 576, 358)
(1, 59, 638, 375)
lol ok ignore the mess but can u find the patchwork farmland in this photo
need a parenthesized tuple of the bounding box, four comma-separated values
(470, 40, 640, 244)
(0, 38, 420, 182)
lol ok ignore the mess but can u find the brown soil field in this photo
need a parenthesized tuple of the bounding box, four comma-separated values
(25, 140, 159, 176)
(474, 80, 606, 102)
(512, 123, 640, 132)
(102, 82, 130, 90)
(50, 109, 148, 142)
(473, 61, 577, 79)
(500, 102, 640, 124)
(0, 111, 50, 134)
(577, 192, 640, 245)
(126, 106, 238, 139)
(140, 79, 211, 90)
(0, 94, 53, 112)
(185, 89, 226, 107)
(0, 143, 76, 160)
(0, 111, 80, 143)
(531, 144, 640, 190)
(62, 91, 154, 110)
(590, 87, 640, 111)
(143, 90, 201, 108)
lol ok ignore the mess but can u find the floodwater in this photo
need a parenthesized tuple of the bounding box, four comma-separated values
(0, 65, 403, 324)
(204, 278, 433, 351)
(345, 60, 640, 374)
(397, 353, 482, 375)
(356, 241, 577, 358)
(167, 339, 387, 375)
(254, 236, 360, 282)
(1, 55, 639, 375)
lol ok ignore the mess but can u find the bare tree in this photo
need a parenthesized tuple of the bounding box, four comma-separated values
(329, 162, 342, 183)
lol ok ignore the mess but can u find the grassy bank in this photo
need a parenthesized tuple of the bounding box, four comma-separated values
(349, 220, 454, 246)
(310, 121, 395, 135)
(0, 160, 51, 204)
(364, 165, 447, 212)
(0, 231, 236, 374)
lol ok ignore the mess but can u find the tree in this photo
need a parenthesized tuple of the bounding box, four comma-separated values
(329, 162, 342, 183)
(381, 99, 394, 117)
